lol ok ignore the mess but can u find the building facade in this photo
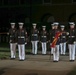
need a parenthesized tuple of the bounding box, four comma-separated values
(0, 0, 76, 28)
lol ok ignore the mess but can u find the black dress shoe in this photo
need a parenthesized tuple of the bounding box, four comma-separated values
(10, 58, 15, 60)
(53, 61, 58, 62)
(70, 60, 74, 62)
(21, 59, 25, 61)
(19, 59, 25, 61)
(42, 54, 46, 55)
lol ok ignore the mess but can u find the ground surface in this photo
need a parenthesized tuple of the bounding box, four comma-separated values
(0, 55, 76, 75)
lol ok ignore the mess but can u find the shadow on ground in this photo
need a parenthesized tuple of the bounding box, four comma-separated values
(67, 67, 76, 75)
(0, 68, 6, 75)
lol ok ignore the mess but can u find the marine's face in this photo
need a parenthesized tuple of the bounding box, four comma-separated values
(54, 25, 58, 29)
(52, 26, 55, 29)
(11, 25, 15, 29)
(61, 28, 64, 31)
(43, 27, 46, 31)
(70, 25, 74, 29)
(19, 25, 23, 29)
(33, 25, 36, 29)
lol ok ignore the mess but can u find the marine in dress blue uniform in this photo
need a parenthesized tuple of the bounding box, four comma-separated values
(40, 26, 47, 54)
(49, 23, 55, 54)
(31, 23, 39, 55)
(16, 22, 27, 61)
(8, 23, 17, 59)
(52, 22, 60, 62)
(60, 25, 67, 55)
(68, 22, 76, 61)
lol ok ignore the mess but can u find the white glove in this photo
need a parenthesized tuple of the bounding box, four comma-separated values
(16, 43, 17, 45)
(37, 41, 39, 42)
(66, 32, 69, 35)
(9, 40, 12, 43)
(7, 33, 9, 35)
(74, 41, 76, 44)
(25, 42, 27, 45)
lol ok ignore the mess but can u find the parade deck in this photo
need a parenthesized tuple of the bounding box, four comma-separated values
(0, 55, 76, 75)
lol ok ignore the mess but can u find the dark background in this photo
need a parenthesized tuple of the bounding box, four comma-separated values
(0, 0, 76, 43)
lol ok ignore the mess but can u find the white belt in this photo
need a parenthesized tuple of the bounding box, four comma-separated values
(10, 36, 13, 37)
(41, 36, 46, 38)
(32, 34, 37, 36)
(62, 36, 66, 38)
(52, 37, 60, 38)
(18, 36, 25, 38)
(69, 36, 75, 38)
(53, 37, 55, 38)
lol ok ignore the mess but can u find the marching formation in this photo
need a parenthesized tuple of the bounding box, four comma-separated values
(7, 22, 76, 62)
